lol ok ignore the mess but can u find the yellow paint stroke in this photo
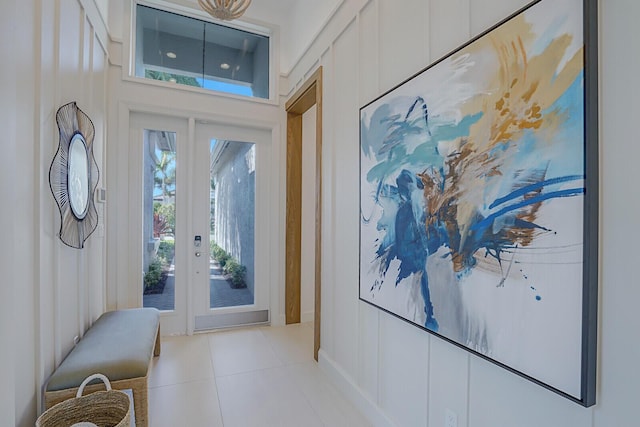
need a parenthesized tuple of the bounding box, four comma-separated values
(422, 14, 584, 272)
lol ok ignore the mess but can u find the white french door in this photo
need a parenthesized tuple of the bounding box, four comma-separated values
(191, 122, 271, 331)
(130, 113, 272, 335)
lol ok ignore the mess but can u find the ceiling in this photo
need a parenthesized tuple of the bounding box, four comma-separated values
(181, 0, 299, 29)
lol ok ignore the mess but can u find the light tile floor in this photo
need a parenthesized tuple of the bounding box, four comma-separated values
(148, 322, 372, 427)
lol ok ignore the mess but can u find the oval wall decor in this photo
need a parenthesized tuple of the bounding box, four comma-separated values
(49, 102, 100, 249)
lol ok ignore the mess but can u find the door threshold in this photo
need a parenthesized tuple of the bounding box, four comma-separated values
(194, 309, 269, 331)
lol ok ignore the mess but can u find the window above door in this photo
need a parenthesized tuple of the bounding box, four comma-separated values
(133, 2, 272, 100)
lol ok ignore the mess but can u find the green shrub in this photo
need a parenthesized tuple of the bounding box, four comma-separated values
(210, 243, 230, 267)
(144, 258, 163, 289)
(157, 240, 175, 265)
(210, 243, 246, 287)
(223, 259, 247, 288)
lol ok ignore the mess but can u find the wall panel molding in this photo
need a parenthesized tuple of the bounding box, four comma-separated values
(30, 0, 111, 420)
(79, 0, 110, 57)
(285, 0, 373, 95)
(0, 1, 18, 424)
(319, 350, 395, 427)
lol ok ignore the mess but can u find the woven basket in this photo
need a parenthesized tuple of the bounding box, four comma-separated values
(37, 374, 131, 427)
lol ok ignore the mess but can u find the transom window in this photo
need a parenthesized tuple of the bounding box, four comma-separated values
(135, 4, 270, 99)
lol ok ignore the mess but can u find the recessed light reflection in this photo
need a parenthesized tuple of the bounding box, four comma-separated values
(166, 52, 177, 59)
(220, 63, 230, 70)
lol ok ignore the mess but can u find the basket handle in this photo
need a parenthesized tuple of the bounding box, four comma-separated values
(76, 373, 112, 398)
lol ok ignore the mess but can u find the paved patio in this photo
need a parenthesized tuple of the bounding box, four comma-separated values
(143, 259, 253, 311)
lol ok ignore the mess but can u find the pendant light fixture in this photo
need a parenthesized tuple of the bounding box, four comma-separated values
(197, 0, 252, 21)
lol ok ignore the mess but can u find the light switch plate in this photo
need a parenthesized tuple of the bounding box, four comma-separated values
(445, 409, 458, 427)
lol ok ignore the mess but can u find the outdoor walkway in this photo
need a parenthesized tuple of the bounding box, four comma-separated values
(209, 260, 253, 308)
(143, 259, 253, 311)
(143, 265, 175, 311)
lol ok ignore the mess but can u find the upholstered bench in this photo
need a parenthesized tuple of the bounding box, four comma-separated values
(44, 308, 161, 427)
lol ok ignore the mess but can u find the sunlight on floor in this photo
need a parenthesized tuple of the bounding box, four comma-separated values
(148, 322, 371, 427)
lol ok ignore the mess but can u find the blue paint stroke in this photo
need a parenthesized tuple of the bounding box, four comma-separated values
(405, 96, 431, 136)
(361, 67, 585, 330)
(530, 286, 541, 301)
(489, 175, 584, 209)
(473, 187, 585, 232)
(375, 170, 439, 330)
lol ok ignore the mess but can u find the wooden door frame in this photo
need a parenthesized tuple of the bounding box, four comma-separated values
(285, 67, 323, 361)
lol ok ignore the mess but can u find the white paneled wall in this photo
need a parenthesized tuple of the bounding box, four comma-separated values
(0, 1, 108, 425)
(357, 0, 379, 105)
(379, 314, 430, 427)
(427, 337, 469, 426)
(378, 0, 430, 93)
(468, 355, 592, 427)
(286, 0, 342, 73)
(429, 0, 470, 61)
(469, 0, 528, 38)
(331, 17, 360, 379)
(596, 0, 640, 425)
(13, 0, 38, 423)
(355, 3, 381, 408)
(285, 0, 640, 426)
(0, 2, 18, 425)
(319, 44, 336, 358)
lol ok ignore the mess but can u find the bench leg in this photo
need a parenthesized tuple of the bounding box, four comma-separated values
(154, 323, 161, 357)
(131, 378, 149, 427)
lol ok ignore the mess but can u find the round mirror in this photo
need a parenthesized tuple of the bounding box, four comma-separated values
(68, 133, 90, 219)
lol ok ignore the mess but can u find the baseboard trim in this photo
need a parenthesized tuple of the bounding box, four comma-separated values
(274, 313, 286, 326)
(301, 310, 315, 323)
(194, 310, 269, 330)
(317, 350, 395, 427)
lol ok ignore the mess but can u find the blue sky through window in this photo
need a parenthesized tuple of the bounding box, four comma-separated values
(153, 146, 176, 199)
(197, 78, 253, 97)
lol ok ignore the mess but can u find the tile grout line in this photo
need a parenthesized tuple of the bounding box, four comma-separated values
(206, 331, 227, 426)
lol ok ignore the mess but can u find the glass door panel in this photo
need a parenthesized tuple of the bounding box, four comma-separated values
(142, 129, 177, 311)
(193, 123, 271, 330)
(209, 140, 255, 309)
(130, 113, 188, 336)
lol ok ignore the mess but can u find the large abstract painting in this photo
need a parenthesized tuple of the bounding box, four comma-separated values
(359, 0, 597, 406)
